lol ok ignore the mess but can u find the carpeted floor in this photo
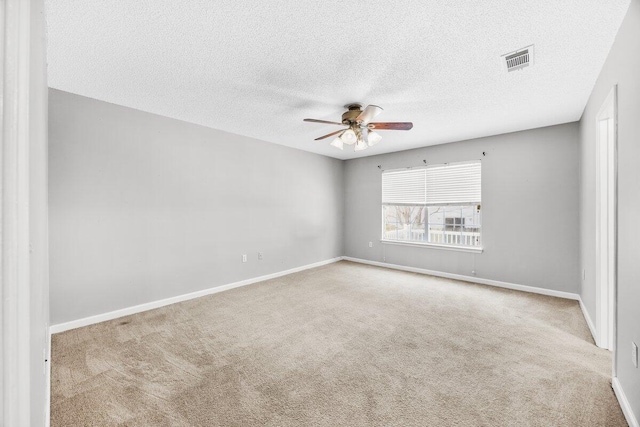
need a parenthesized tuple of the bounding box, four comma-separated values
(51, 261, 627, 426)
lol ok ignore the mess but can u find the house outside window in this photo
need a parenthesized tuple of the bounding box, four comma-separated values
(382, 161, 482, 249)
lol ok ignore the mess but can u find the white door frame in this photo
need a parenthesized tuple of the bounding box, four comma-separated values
(1, 0, 35, 424)
(594, 85, 617, 358)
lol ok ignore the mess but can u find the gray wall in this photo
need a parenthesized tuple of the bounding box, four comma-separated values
(49, 89, 344, 325)
(579, 0, 640, 418)
(344, 123, 580, 294)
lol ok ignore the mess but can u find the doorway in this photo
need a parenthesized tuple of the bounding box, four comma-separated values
(595, 85, 617, 354)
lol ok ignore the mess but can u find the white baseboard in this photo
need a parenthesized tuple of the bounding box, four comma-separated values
(578, 297, 597, 344)
(342, 257, 580, 301)
(50, 257, 342, 334)
(613, 377, 639, 427)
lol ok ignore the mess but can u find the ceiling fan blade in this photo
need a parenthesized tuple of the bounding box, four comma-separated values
(368, 122, 413, 130)
(356, 105, 383, 124)
(304, 118, 344, 126)
(314, 129, 346, 140)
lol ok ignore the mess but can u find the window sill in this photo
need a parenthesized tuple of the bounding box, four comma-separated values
(380, 239, 484, 253)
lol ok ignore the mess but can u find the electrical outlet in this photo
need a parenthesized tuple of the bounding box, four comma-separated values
(258, 252, 263, 260)
(633, 342, 638, 368)
(242, 254, 247, 263)
(368, 242, 373, 248)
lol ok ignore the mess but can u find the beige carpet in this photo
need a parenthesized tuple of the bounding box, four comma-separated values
(51, 261, 627, 426)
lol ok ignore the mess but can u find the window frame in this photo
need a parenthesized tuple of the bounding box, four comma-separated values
(380, 161, 483, 253)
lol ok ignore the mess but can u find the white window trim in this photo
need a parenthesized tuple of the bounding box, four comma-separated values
(380, 239, 484, 253)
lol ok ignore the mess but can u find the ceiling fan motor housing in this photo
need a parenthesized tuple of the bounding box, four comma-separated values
(342, 104, 363, 124)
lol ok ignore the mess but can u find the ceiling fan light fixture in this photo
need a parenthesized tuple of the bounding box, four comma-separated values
(359, 127, 369, 144)
(340, 128, 357, 145)
(368, 131, 382, 146)
(354, 138, 368, 151)
(330, 136, 344, 150)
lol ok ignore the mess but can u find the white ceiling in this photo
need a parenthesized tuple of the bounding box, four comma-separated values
(46, 0, 630, 160)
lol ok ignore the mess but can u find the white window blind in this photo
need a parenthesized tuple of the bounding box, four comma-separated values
(381, 169, 426, 204)
(382, 161, 481, 206)
(425, 162, 481, 205)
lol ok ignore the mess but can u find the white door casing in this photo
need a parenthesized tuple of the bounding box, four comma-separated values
(594, 85, 617, 356)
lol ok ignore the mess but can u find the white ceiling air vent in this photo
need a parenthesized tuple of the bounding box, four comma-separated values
(503, 45, 534, 72)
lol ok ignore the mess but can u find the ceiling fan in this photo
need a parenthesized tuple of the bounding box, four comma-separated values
(304, 104, 413, 151)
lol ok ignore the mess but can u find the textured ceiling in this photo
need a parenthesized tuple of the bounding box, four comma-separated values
(46, 0, 630, 160)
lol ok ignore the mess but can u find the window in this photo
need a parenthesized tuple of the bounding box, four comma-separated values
(445, 216, 464, 230)
(382, 161, 482, 249)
